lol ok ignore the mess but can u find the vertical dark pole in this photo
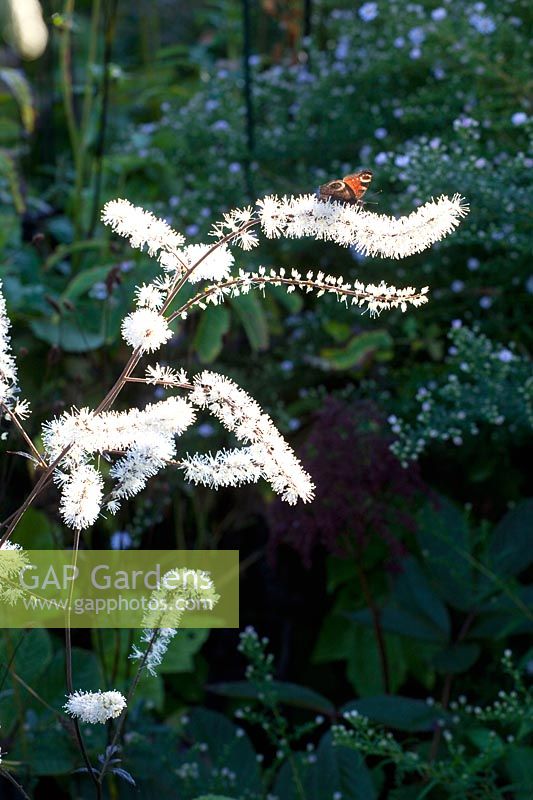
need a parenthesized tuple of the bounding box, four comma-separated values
(89, 0, 119, 236)
(242, 0, 255, 199)
(303, 0, 312, 39)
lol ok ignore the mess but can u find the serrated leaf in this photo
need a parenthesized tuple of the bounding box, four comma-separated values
(417, 498, 477, 610)
(489, 499, 533, 577)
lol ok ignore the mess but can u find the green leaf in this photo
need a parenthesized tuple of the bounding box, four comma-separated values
(351, 559, 450, 643)
(39, 647, 104, 707)
(0, 629, 52, 685)
(320, 330, 393, 370)
(30, 318, 105, 352)
(157, 629, 209, 673)
(347, 627, 407, 696)
(274, 732, 376, 800)
(9, 725, 77, 775)
(0, 68, 35, 133)
(489, 499, 533, 577)
(194, 304, 230, 362)
(432, 643, 480, 673)
(9, 508, 55, 549)
(209, 680, 334, 713)
(505, 746, 533, 799)
(187, 708, 262, 791)
(467, 727, 504, 756)
(392, 558, 450, 641)
(193, 796, 238, 800)
(268, 283, 303, 313)
(61, 265, 114, 301)
(417, 498, 476, 610)
(230, 293, 269, 351)
(343, 695, 446, 732)
(322, 318, 352, 342)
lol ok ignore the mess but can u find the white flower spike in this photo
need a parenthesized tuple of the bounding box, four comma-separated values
(64, 690, 126, 724)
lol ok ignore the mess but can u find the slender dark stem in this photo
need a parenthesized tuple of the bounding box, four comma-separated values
(0, 769, 31, 800)
(65, 531, 101, 798)
(88, 0, 119, 236)
(96, 629, 159, 787)
(427, 611, 476, 765)
(303, 0, 312, 38)
(1, 405, 47, 468)
(241, 0, 255, 199)
(355, 561, 391, 694)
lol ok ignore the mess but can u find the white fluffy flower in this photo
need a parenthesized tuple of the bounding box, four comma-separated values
(101, 199, 185, 257)
(131, 568, 219, 675)
(187, 371, 314, 503)
(64, 690, 126, 724)
(145, 364, 189, 386)
(134, 283, 166, 310)
(256, 193, 469, 259)
(43, 397, 196, 522)
(121, 308, 173, 352)
(0, 541, 30, 605)
(59, 465, 103, 530)
(0, 281, 29, 416)
(179, 243, 235, 283)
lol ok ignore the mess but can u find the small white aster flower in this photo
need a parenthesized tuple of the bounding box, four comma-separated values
(64, 690, 126, 723)
(121, 309, 173, 353)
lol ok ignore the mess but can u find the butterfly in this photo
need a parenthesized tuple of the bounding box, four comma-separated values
(318, 169, 373, 205)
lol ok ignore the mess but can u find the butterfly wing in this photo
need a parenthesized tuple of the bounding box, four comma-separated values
(318, 169, 373, 205)
(318, 179, 359, 204)
(343, 170, 373, 202)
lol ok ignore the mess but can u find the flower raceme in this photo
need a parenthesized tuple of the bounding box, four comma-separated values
(130, 567, 220, 676)
(2, 187, 468, 532)
(64, 690, 127, 724)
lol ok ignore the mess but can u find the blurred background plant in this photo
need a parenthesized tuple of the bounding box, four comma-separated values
(0, 0, 531, 797)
